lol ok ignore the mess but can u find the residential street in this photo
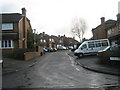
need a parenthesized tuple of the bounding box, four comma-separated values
(3, 50, 119, 89)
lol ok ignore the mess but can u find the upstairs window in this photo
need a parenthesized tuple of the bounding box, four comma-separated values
(107, 29, 112, 35)
(2, 23, 13, 30)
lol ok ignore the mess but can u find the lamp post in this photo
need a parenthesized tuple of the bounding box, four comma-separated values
(33, 29, 36, 51)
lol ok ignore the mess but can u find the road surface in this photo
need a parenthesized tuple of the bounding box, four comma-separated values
(3, 50, 119, 89)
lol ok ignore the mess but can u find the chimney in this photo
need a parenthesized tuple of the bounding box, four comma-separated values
(21, 8, 27, 48)
(22, 8, 27, 16)
(117, 14, 120, 21)
(58, 35, 60, 38)
(100, 17, 105, 24)
(117, 2, 120, 21)
(43, 32, 45, 36)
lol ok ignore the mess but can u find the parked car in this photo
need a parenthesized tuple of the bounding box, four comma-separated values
(68, 46, 73, 49)
(52, 47, 57, 52)
(97, 45, 120, 63)
(58, 46, 67, 50)
(74, 39, 110, 58)
(43, 48, 48, 52)
(45, 47, 53, 52)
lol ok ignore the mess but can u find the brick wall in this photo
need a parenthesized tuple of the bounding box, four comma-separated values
(24, 52, 38, 60)
(92, 23, 115, 40)
(2, 49, 14, 55)
(24, 46, 43, 60)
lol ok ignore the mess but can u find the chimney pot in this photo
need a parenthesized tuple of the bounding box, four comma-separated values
(22, 8, 27, 16)
(101, 17, 105, 24)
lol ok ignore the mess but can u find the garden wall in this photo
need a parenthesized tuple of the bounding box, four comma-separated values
(24, 46, 43, 60)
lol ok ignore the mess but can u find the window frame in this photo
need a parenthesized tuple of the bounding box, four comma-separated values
(2, 23, 13, 30)
(107, 29, 112, 35)
(0, 40, 14, 49)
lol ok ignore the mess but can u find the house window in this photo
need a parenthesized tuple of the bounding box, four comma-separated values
(119, 24, 120, 30)
(0, 40, 13, 49)
(107, 29, 112, 35)
(2, 23, 13, 30)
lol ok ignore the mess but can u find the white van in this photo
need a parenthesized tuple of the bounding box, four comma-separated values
(74, 39, 110, 57)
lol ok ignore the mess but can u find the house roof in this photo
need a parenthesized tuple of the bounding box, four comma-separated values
(1, 13, 23, 23)
(105, 19, 116, 24)
(1, 13, 30, 23)
(92, 19, 116, 31)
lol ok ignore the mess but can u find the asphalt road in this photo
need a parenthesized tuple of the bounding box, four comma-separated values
(3, 50, 119, 89)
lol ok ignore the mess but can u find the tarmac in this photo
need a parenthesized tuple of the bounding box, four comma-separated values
(68, 52, 120, 76)
(2, 51, 120, 76)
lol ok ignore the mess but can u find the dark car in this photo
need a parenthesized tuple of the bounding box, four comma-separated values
(97, 45, 120, 63)
(45, 47, 53, 52)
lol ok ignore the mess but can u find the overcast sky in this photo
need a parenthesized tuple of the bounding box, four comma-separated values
(0, 0, 120, 40)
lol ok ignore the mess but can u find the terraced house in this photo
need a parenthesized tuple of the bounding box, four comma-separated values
(1, 8, 32, 53)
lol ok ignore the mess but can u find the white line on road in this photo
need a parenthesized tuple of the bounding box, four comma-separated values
(66, 53, 80, 71)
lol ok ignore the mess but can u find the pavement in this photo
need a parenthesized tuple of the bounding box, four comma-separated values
(68, 51, 120, 76)
(2, 51, 120, 76)
(2, 57, 39, 75)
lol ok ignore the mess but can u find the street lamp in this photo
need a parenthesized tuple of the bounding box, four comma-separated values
(33, 29, 36, 51)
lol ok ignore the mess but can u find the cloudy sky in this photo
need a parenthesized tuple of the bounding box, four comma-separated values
(0, 0, 120, 40)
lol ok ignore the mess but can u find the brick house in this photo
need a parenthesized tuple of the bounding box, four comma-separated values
(92, 15, 120, 45)
(92, 17, 116, 40)
(1, 8, 32, 52)
(106, 14, 120, 45)
(38, 32, 50, 48)
(38, 32, 78, 48)
(38, 32, 62, 48)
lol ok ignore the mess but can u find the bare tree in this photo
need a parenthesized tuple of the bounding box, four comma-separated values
(71, 17, 87, 42)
